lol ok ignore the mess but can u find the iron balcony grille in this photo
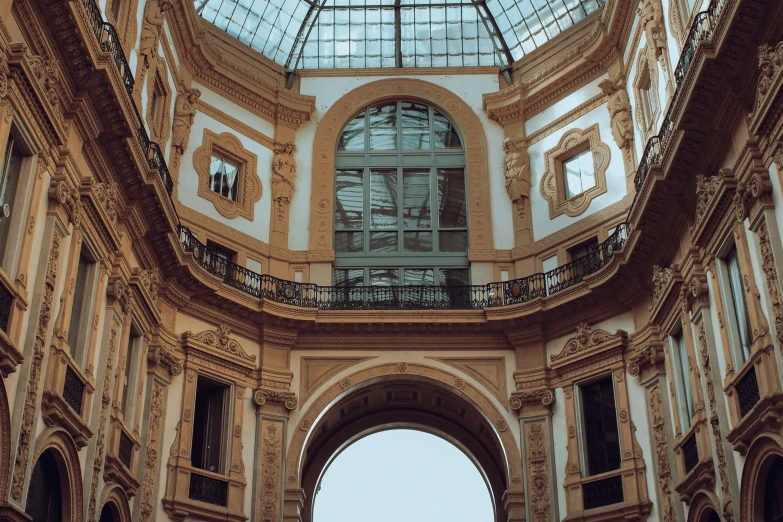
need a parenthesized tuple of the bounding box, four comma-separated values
(178, 223, 630, 310)
(682, 431, 699, 474)
(737, 365, 761, 418)
(189, 472, 229, 507)
(0, 282, 11, 333)
(118, 430, 133, 469)
(582, 475, 624, 510)
(62, 366, 85, 415)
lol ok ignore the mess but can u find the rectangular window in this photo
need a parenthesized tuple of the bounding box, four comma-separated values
(67, 249, 94, 358)
(0, 135, 23, 264)
(191, 375, 230, 474)
(111, 0, 123, 21)
(674, 330, 695, 427)
(151, 76, 165, 130)
(208, 154, 239, 202)
(724, 247, 753, 362)
(563, 149, 596, 199)
(579, 376, 621, 476)
(122, 325, 142, 420)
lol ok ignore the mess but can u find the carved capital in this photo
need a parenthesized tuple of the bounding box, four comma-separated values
(253, 388, 298, 410)
(509, 389, 555, 411)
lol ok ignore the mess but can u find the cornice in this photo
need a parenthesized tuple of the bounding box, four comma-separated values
(165, 0, 315, 129)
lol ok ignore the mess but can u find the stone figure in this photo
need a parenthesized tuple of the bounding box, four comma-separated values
(139, 0, 170, 66)
(640, 0, 666, 61)
(272, 142, 296, 205)
(171, 88, 200, 157)
(599, 78, 634, 152)
(503, 138, 530, 205)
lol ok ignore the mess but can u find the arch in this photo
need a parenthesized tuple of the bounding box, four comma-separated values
(285, 362, 523, 522)
(740, 433, 783, 522)
(0, 379, 11, 503)
(28, 427, 84, 522)
(687, 490, 723, 522)
(309, 78, 494, 256)
(98, 484, 132, 522)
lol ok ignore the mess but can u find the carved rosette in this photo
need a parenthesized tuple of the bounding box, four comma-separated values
(253, 389, 298, 411)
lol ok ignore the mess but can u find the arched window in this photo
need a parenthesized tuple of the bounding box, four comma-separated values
(334, 101, 469, 287)
(765, 457, 783, 522)
(25, 450, 63, 522)
(99, 503, 119, 522)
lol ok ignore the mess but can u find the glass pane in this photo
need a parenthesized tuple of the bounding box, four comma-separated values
(370, 231, 398, 252)
(404, 268, 434, 285)
(437, 169, 467, 228)
(338, 112, 366, 150)
(67, 253, 90, 354)
(434, 110, 462, 148)
(403, 170, 431, 228)
(209, 155, 223, 193)
(223, 160, 239, 200)
(370, 170, 398, 228)
(335, 231, 364, 252)
(676, 332, 695, 425)
(726, 248, 753, 361)
(334, 268, 364, 286)
(370, 268, 398, 285)
(401, 102, 429, 127)
(335, 170, 364, 229)
(564, 149, 594, 198)
(369, 103, 397, 150)
(439, 268, 469, 286)
(580, 377, 621, 476)
(402, 128, 430, 150)
(403, 231, 432, 252)
(439, 231, 468, 252)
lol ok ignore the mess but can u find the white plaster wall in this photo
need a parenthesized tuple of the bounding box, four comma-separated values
(528, 100, 629, 242)
(155, 369, 184, 522)
(525, 77, 605, 137)
(294, 74, 512, 252)
(176, 87, 275, 245)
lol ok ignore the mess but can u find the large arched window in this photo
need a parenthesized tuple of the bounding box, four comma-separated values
(25, 450, 63, 522)
(334, 101, 469, 287)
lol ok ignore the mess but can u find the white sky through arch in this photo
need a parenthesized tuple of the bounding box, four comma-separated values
(313, 429, 494, 522)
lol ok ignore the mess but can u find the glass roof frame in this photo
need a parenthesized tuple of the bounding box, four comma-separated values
(195, 0, 605, 71)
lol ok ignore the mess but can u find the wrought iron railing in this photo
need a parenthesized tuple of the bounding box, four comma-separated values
(0, 283, 11, 333)
(179, 223, 630, 310)
(682, 431, 699, 474)
(582, 475, 624, 510)
(118, 429, 133, 469)
(188, 471, 228, 507)
(73, 0, 729, 311)
(737, 365, 761, 418)
(62, 366, 85, 415)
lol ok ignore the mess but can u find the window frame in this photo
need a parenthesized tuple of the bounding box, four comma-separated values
(668, 324, 696, 430)
(67, 239, 101, 368)
(716, 242, 754, 369)
(575, 372, 623, 478)
(190, 372, 233, 476)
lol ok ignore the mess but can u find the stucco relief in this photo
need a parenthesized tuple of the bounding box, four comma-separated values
(309, 78, 493, 253)
(540, 125, 611, 219)
(271, 142, 296, 221)
(171, 87, 201, 165)
(599, 76, 635, 172)
(192, 129, 262, 221)
(503, 138, 531, 219)
(639, 0, 667, 64)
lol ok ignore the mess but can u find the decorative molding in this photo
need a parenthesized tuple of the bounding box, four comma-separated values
(526, 94, 605, 146)
(181, 324, 257, 363)
(145, 59, 172, 145)
(551, 322, 625, 363)
(509, 388, 555, 411)
(252, 388, 298, 410)
(427, 356, 508, 405)
(649, 383, 677, 522)
(757, 221, 783, 346)
(192, 129, 262, 220)
(259, 421, 284, 522)
(540, 124, 611, 218)
(525, 422, 552, 522)
(298, 356, 376, 406)
(633, 47, 660, 141)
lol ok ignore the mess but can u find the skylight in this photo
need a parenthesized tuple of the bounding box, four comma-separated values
(195, 0, 605, 70)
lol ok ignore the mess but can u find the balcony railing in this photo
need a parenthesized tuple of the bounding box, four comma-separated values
(582, 475, 624, 510)
(73, 0, 729, 311)
(179, 223, 630, 310)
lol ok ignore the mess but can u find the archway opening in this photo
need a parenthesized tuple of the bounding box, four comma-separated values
(25, 450, 63, 522)
(99, 502, 121, 522)
(764, 456, 783, 522)
(314, 429, 494, 522)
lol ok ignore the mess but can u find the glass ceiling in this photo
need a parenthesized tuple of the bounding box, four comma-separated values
(195, 0, 605, 70)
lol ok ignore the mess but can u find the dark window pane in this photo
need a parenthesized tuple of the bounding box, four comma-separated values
(437, 169, 467, 228)
(25, 451, 62, 522)
(439, 231, 468, 252)
(370, 268, 398, 286)
(0, 136, 22, 262)
(439, 268, 470, 286)
(434, 110, 462, 149)
(370, 231, 398, 252)
(68, 252, 91, 355)
(404, 231, 432, 252)
(334, 269, 364, 286)
(581, 377, 621, 476)
(404, 268, 434, 285)
(403, 170, 431, 228)
(335, 231, 364, 252)
(370, 170, 398, 228)
(335, 170, 364, 229)
(764, 458, 783, 522)
(338, 112, 366, 151)
(192, 376, 228, 475)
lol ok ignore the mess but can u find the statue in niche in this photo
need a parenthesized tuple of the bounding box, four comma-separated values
(139, 0, 171, 67)
(639, 0, 666, 62)
(503, 138, 530, 216)
(272, 142, 296, 218)
(171, 87, 201, 159)
(599, 78, 634, 153)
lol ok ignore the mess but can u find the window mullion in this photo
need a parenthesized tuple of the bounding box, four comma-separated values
(432, 165, 439, 253)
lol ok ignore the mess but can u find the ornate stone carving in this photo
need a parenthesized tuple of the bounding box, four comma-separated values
(692, 175, 722, 229)
(627, 338, 664, 377)
(639, 0, 667, 62)
(526, 423, 551, 522)
(651, 264, 674, 309)
(183, 325, 257, 362)
(509, 389, 555, 410)
(171, 87, 200, 159)
(503, 138, 531, 218)
(550, 322, 621, 362)
(11, 232, 62, 502)
(757, 222, 783, 345)
(750, 42, 783, 122)
(0, 49, 9, 98)
(139, 0, 172, 67)
(147, 343, 183, 377)
(598, 77, 634, 156)
(140, 382, 166, 522)
(93, 182, 121, 231)
(51, 180, 83, 227)
(253, 389, 298, 410)
(260, 423, 282, 522)
(272, 142, 296, 220)
(138, 268, 161, 303)
(649, 384, 676, 522)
